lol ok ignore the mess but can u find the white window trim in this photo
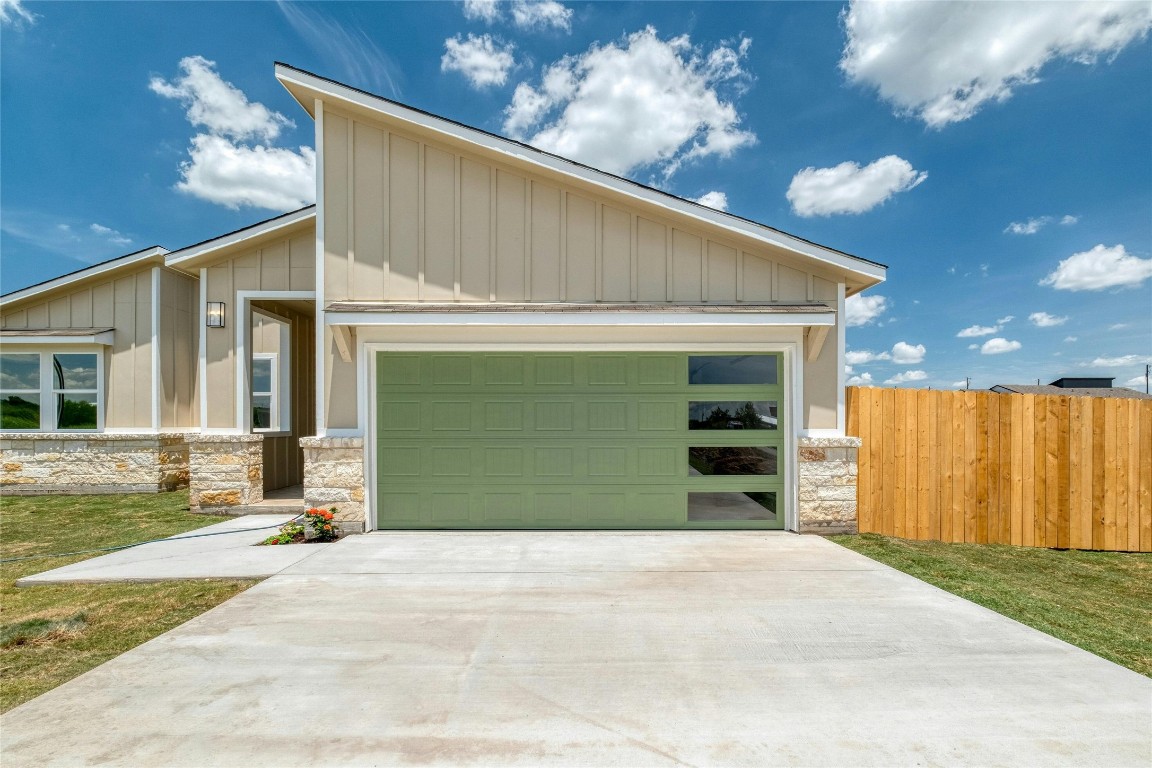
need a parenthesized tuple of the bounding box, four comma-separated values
(0, 347, 105, 432)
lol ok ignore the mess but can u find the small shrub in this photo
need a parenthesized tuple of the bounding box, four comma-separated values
(304, 508, 340, 542)
(259, 521, 304, 546)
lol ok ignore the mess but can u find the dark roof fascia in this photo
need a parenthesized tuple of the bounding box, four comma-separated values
(274, 62, 888, 275)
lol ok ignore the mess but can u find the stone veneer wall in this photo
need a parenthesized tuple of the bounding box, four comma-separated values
(187, 434, 263, 514)
(796, 436, 861, 535)
(300, 437, 365, 533)
(0, 434, 190, 494)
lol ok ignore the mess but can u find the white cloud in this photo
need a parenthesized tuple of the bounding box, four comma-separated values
(1109, 323, 1130, 330)
(891, 341, 926, 364)
(787, 155, 926, 217)
(0, 0, 34, 25)
(174, 135, 316, 211)
(885, 370, 928, 385)
(692, 191, 728, 211)
(150, 56, 292, 142)
(462, 0, 500, 23)
(845, 349, 890, 365)
(845, 293, 888, 327)
(1005, 214, 1079, 234)
(511, 0, 572, 32)
(1090, 354, 1152, 367)
(1029, 311, 1068, 327)
(968, 344, 979, 350)
(841, 1, 1152, 128)
(1064, 336, 1078, 343)
(997, 315, 1015, 325)
(1041, 244, 1152, 291)
(952, 381, 968, 389)
(152, 57, 315, 211)
(1123, 375, 1149, 390)
(442, 34, 515, 88)
(503, 27, 755, 179)
(89, 223, 132, 246)
(847, 372, 874, 386)
(957, 324, 1000, 338)
(981, 338, 1022, 355)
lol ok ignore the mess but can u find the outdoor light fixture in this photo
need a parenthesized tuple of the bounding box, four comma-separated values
(206, 302, 226, 328)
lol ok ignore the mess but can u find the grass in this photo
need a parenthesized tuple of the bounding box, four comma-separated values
(831, 533, 1152, 677)
(0, 492, 256, 713)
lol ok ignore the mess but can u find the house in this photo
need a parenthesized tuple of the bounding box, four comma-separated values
(0, 63, 885, 534)
(992, 378, 1152, 399)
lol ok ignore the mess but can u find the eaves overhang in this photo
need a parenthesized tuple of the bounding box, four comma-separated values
(274, 62, 887, 291)
(164, 205, 316, 272)
(0, 247, 168, 310)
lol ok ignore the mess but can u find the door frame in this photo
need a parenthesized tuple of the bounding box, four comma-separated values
(357, 339, 802, 532)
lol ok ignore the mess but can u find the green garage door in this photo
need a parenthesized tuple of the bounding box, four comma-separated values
(375, 352, 785, 530)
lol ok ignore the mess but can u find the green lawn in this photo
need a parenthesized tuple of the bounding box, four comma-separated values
(831, 533, 1152, 677)
(0, 492, 256, 713)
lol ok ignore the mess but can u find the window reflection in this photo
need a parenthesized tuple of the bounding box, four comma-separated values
(689, 401, 777, 430)
(689, 446, 777, 476)
(689, 355, 778, 385)
(687, 491, 776, 521)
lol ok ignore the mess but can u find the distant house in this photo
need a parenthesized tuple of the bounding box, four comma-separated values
(991, 378, 1152, 399)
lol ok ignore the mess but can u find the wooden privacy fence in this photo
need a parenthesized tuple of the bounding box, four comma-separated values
(846, 387, 1152, 552)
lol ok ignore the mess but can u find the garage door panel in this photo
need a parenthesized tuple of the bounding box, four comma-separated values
(376, 352, 786, 529)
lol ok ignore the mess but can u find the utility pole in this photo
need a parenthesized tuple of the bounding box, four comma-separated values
(1146, 363, 1150, 394)
(965, 377, 970, 391)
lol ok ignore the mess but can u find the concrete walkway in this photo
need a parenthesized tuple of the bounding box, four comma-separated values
(16, 514, 328, 584)
(2, 532, 1149, 766)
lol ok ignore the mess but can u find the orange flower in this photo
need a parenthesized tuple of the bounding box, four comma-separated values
(323, 524, 331, 530)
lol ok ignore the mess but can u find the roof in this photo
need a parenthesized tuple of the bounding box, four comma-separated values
(991, 384, 1152, 400)
(274, 62, 887, 292)
(164, 205, 315, 270)
(0, 246, 168, 308)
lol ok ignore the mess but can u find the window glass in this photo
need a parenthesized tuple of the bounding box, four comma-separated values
(57, 393, 98, 430)
(689, 401, 777, 430)
(0, 353, 40, 390)
(689, 446, 777, 476)
(252, 358, 273, 394)
(1, 394, 40, 429)
(688, 355, 777, 385)
(252, 395, 273, 429)
(687, 491, 777, 521)
(52, 354, 98, 390)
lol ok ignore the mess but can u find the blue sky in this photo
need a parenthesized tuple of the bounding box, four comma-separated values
(2, 0, 1150, 390)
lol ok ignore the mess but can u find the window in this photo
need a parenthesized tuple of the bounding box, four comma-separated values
(688, 401, 777, 430)
(688, 355, 778, 385)
(251, 353, 277, 431)
(0, 351, 101, 431)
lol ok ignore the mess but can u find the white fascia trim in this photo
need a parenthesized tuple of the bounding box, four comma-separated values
(314, 99, 327, 438)
(151, 267, 162, 431)
(163, 208, 316, 269)
(325, 311, 835, 328)
(276, 66, 885, 284)
(836, 282, 846, 435)
(0, 332, 115, 345)
(0, 247, 168, 308)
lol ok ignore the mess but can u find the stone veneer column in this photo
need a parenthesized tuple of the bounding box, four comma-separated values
(300, 437, 365, 533)
(796, 436, 861, 534)
(186, 434, 263, 514)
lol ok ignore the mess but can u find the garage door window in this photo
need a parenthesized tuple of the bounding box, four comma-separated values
(687, 491, 777, 521)
(689, 446, 778, 476)
(688, 355, 778, 385)
(688, 400, 777, 430)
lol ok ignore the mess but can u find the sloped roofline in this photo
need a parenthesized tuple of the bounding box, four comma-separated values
(274, 62, 887, 288)
(0, 246, 168, 308)
(164, 205, 316, 270)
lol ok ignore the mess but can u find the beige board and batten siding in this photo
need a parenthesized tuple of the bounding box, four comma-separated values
(251, 301, 316, 490)
(1, 264, 155, 429)
(319, 106, 844, 431)
(158, 268, 199, 428)
(202, 230, 315, 429)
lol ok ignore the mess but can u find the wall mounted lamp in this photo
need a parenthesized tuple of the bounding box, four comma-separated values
(206, 302, 226, 328)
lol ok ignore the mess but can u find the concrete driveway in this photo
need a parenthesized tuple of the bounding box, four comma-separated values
(2, 532, 1149, 767)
